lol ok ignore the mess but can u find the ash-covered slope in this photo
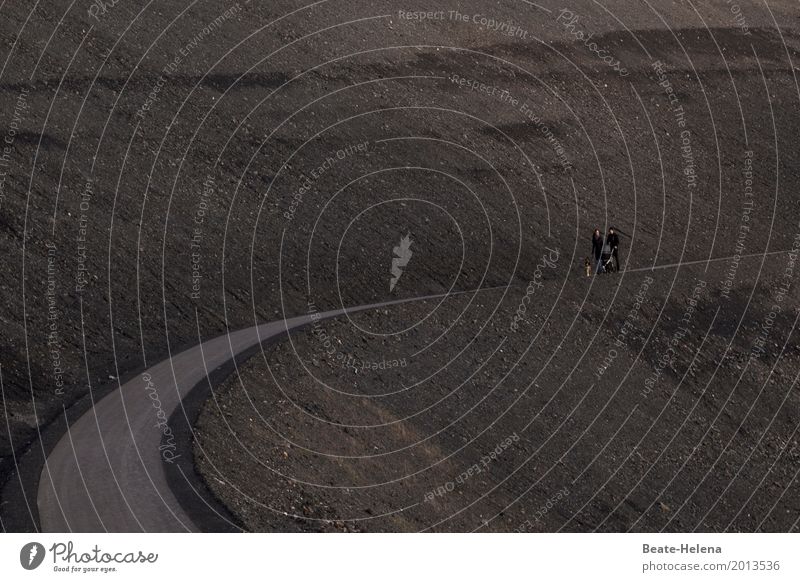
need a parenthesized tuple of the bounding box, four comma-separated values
(1, 0, 799, 530)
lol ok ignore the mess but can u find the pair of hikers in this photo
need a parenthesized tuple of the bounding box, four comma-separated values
(589, 227, 620, 275)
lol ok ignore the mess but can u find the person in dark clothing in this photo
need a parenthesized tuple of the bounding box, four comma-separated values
(591, 229, 604, 273)
(607, 227, 620, 272)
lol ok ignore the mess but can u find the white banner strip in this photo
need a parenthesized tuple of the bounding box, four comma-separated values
(1, 534, 795, 581)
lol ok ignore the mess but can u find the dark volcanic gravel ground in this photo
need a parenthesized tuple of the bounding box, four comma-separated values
(2, 0, 800, 531)
(195, 259, 800, 532)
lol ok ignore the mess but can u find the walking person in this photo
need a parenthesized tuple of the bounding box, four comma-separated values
(591, 228, 604, 274)
(607, 227, 620, 272)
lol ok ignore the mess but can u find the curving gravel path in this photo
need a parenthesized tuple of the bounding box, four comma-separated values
(36, 292, 474, 532)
